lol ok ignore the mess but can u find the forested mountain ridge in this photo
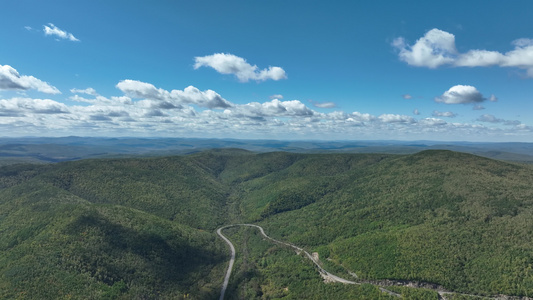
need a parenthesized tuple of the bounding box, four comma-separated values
(1, 150, 532, 299)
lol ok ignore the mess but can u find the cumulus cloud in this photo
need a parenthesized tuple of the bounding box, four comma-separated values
(378, 114, 416, 123)
(70, 87, 133, 105)
(226, 99, 314, 119)
(477, 114, 500, 123)
(116, 80, 166, 100)
(454, 50, 504, 67)
(71, 88, 98, 96)
(419, 118, 447, 126)
(175, 86, 232, 109)
(116, 79, 232, 109)
(477, 114, 521, 126)
(309, 99, 336, 108)
(194, 53, 287, 82)
(43, 23, 79, 42)
(435, 85, 487, 104)
(324, 111, 376, 125)
(432, 110, 456, 118)
(1, 80, 530, 140)
(70, 94, 133, 106)
(516, 124, 533, 131)
(0, 97, 69, 116)
(349, 112, 376, 122)
(270, 94, 284, 100)
(347, 111, 377, 122)
(512, 38, 533, 48)
(393, 29, 533, 77)
(0, 65, 61, 94)
(393, 29, 457, 68)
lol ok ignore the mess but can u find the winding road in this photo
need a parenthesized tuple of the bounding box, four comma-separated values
(216, 227, 236, 300)
(216, 223, 357, 300)
(216, 224, 532, 300)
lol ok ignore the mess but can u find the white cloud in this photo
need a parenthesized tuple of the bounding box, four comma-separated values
(71, 88, 98, 96)
(69, 94, 133, 106)
(477, 114, 521, 126)
(455, 50, 504, 67)
(0, 97, 69, 116)
(477, 114, 500, 123)
(111, 96, 134, 105)
(512, 38, 533, 48)
(435, 85, 486, 104)
(350, 112, 376, 122)
(393, 29, 457, 68)
(116, 80, 166, 100)
(309, 99, 336, 108)
(116, 79, 232, 109)
(270, 94, 284, 100)
(378, 114, 416, 123)
(419, 118, 447, 126)
(324, 111, 376, 124)
(413, 109, 420, 115)
(0, 65, 61, 94)
(0, 81, 530, 141)
(194, 53, 287, 82)
(43, 23, 79, 42)
(173, 86, 232, 109)
(70, 87, 134, 106)
(227, 99, 314, 119)
(394, 29, 533, 77)
(432, 110, 456, 118)
(516, 124, 533, 131)
(402, 94, 413, 99)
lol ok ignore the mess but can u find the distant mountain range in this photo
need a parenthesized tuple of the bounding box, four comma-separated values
(1, 136, 533, 164)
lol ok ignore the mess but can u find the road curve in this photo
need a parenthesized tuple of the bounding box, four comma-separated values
(216, 227, 236, 300)
(216, 224, 531, 300)
(216, 224, 357, 299)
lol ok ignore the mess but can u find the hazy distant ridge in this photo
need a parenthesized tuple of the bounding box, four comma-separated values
(1, 137, 533, 164)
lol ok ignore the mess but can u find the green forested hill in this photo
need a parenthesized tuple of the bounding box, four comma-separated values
(1, 150, 532, 299)
(0, 181, 226, 299)
(245, 151, 533, 297)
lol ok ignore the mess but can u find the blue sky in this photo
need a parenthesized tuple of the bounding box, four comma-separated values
(1, 0, 532, 141)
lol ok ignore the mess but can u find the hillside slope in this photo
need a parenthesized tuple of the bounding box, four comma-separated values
(240, 150, 533, 296)
(1, 150, 532, 298)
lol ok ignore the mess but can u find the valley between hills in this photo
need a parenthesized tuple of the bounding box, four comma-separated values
(1, 149, 533, 299)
